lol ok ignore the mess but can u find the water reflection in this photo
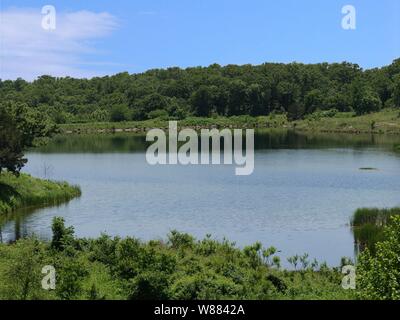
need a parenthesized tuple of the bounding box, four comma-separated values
(0, 203, 73, 243)
(32, 130, 400, 154)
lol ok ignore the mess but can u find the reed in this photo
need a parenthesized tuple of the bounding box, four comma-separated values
(351, 207, 400, 252)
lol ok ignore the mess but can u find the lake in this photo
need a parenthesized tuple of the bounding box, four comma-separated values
(1, 130, 400, 266)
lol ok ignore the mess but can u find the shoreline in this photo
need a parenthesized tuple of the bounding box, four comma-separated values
(61, 126, 400, 136)
(59, 109, 400, 135)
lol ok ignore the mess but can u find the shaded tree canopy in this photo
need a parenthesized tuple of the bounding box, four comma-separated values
(0, 102, 55, 174)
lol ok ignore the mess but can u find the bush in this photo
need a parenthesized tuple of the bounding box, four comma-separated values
(357, 216, 400, 300)
(110, 104, 130, 122)
(147, 109, 169, 120)
(168, 231, 195, 250)
(128, 271, 170, 300)
(354, 90, 382, 115)
(51, 217, 75, 251)
(0, 218, 356, 300)
(170, 272, 242, 300)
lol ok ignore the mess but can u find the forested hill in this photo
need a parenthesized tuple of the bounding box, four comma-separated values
(1, 59, 400, 124)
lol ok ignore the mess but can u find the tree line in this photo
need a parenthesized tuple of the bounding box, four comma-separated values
(1, 59, 400, 124)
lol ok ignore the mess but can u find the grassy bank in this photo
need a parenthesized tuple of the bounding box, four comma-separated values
(0, 172, 81, 215)
(59, 109, 400, 135)
(294, 108, 400, 134)
(60, 114, 288, 133)
(0, 218, 355, 300)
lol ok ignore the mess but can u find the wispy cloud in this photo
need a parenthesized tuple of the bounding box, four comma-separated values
(0, 8, 119, 80)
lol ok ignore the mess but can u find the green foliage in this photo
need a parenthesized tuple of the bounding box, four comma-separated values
(2, 60, 399, 129)
(127, 270, 170, 300)
(147, 109, 169, 120)
(357, 216, 400, 300)
(304, 89, 324, 114)
(305, 109, 338, 121)
(0, 172, 81, 215)
(110, 104, 130, 122)
(55, 256, 89, 300)
(393, 75, 400, 107)
(0, 106, 26, 173)
(190, 85, 216, 117)
(0, 221, 355, 300)
(0, 238, 48, 300)
(51, 217, 75, 251)
(358, 89, 382, 115)
(351, 207, 400, 253)
(168, 230, 195, 250)
(0, 102, 56, 174)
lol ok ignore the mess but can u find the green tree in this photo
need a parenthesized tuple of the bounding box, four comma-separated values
(190, 86, 213, 117)
(51, 217, 75, 251)
(247, 84, 264, 116)
(0, 106, 26, 173)
(304, 89, 324, 114)
(393, 75, 400, 108)
(0, 103, 54, 174)
(227, 80, 247, 116)
(110, 104, 130, 122)
(357, 89, 381, 115)
(351, 80, 382, 115)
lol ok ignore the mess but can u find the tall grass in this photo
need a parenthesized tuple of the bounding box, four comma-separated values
(351, 207, 400, 252)
(0, 172, 81, 215)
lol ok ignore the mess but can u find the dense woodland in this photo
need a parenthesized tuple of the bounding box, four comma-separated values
(1, 59, 400, 124)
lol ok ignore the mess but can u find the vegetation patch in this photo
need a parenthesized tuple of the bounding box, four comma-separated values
(2, 214, 400, 300)
(1, 59, 399, 128)
(351, 207, 400, 253)
(0, 172, 81, 215)
(58, 109, 400, 135)
(0, 218, 355, 300)
(357, 216, 400, 300)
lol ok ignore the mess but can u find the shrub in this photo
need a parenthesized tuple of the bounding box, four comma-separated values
(51, 217, 75, 251)
(357, 216, 400, 300)
(110, 104, 130, 122)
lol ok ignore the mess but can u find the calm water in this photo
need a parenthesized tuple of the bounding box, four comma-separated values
(1, 131, 400, 266)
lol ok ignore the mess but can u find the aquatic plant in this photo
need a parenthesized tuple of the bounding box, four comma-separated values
(351, 207, 400, 253)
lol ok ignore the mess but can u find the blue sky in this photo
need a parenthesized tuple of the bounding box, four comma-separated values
(1, 0, 399, 79)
